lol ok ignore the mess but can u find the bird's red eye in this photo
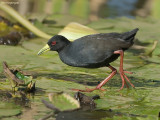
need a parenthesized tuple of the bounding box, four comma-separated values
(52, 41, 56, 45)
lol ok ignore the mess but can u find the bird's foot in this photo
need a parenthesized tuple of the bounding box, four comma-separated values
(119, 69, 135, 91)
(72, 87, 106, 92)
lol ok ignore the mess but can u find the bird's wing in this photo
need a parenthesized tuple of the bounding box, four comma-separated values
(67, 35, 129, 64)
(60, 33, 133, 67)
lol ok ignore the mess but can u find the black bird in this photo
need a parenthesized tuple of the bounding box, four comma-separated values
(38, 28, 139, 92)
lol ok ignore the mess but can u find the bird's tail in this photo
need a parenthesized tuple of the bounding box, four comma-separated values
(121, 28, 139, 42)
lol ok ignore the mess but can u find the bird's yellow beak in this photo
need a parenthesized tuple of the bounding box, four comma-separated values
(37, 44, 50, 55)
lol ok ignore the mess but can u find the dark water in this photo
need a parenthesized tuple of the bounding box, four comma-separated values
(98, 0, 149, 18)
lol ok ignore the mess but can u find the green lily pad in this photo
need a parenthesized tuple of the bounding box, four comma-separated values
(0, 102, 21, 119)
(48, 92, 80, 111)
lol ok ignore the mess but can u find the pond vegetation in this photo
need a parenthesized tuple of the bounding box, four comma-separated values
(0, 0, 160, 120)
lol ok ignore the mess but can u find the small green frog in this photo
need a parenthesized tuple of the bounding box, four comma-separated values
(3, 61, 36, 92)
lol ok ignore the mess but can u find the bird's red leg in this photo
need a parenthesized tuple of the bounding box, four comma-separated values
(96, 65, 117, 89)
(114, 50, 135, 90)
(72, 65, 117, 92)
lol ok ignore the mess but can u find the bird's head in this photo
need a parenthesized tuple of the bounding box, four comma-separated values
(38, 35, 70, 55)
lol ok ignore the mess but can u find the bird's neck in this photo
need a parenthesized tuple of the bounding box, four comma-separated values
(57, 40, 71, 53)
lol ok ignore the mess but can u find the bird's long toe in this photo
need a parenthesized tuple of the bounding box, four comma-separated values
(119, 70, 135, 91)
(124, 71, 133, 74)
(72, 88, 95, 92)
(72, 87, 106, 92)
(123, 74, 135, 88)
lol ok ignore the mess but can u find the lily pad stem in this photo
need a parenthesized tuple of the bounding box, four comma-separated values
(0, 3, 52, 39)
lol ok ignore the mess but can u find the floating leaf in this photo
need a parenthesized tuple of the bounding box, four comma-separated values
(0, 109, 21, 118)
(58, 22, 98, 41)
(48, 92, 80, 111)
(0, 102, 21, 119)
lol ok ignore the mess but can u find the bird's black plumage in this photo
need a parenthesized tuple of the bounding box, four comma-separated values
(46, 28, 138, 68)
(38, 28, 139, 92)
